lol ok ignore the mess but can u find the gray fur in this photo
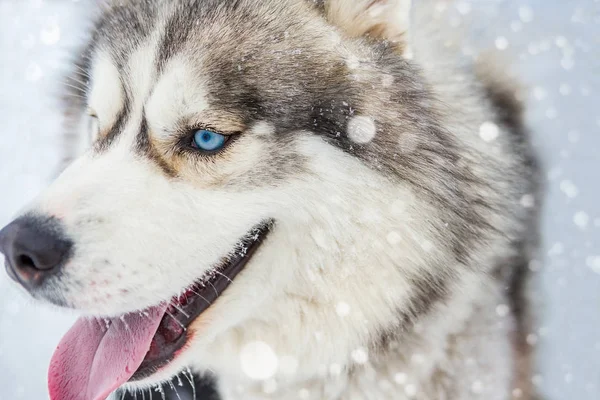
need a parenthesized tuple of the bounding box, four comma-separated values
(35, 0, 542, 398)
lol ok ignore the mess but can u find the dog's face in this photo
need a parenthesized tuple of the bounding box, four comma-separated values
(0, 0, 480, 397)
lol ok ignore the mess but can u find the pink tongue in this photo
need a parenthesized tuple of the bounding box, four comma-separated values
(48, 304, 167, 400)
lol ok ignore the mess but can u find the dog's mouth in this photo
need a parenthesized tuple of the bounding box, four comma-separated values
(133, 221, 274, 380)
(47, 221, 273, 400)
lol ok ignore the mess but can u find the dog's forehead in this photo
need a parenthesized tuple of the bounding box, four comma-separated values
(88, 0, 355, 129)
(94, 0, 318, 63)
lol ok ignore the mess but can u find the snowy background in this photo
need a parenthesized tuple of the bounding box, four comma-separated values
(0, 0, 599, 399)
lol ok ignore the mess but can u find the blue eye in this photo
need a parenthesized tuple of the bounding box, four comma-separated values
(192, 129, 227, 152)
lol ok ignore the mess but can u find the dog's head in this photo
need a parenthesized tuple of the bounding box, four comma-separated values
(0, 0, 491, 398)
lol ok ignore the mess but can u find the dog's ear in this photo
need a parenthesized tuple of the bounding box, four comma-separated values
(315, 0, 412, 53)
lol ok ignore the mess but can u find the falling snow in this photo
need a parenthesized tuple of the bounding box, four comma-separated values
(404, 383, 418, 398)
(240, 341, 279, 380)
(520, 194, 536, 208)
(496, 304, 510, 317)
(586, 256, 600, 275)
(394, 372, 408, 385)
(0, 1, 599, 400)
(479, 121, 500, 142)
(518, 6, 534, 23)
(573, 211, 590, 229)
(386, 231, 402, 245)
(495, 36, 509, 50)
(336, 301, 351, 317)
(347, 116, 377, 144)
(559, 180, 579, 199)
(351, 348, 369, 364)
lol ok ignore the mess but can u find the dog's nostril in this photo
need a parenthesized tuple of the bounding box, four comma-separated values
(17, 254, 36, 270)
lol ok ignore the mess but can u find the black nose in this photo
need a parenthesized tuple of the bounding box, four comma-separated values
(0, 215, 73, 291)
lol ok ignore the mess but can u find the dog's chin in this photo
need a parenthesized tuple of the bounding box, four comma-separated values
(129, 220, 274, 382)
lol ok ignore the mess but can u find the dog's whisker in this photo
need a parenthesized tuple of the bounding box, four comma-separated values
(120, 389, 127, 400)
(71, 63, 91, 77)
(176, 373, 184, 387)
(185, 368, 196, 400)
(168, 381, 182, 400)
(65, 75, 89, 88)
(165, 311, 187, 331)
(213, 270, 233, 283)
(141, 388, 146, 400)
(148, 387, 153, 400)
(208, 281, 220, 298)
(170, 303, 190, 318)
(63, 82, 87, 94)
(64, 92, 87, 100)
(189, 288, 213, 308)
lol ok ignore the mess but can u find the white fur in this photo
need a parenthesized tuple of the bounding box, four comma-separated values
(88, 52, 124, 131)
(14, 1, 528, 399)
(146, 58, 211, 139)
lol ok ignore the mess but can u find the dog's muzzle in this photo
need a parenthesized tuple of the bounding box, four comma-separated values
(0, 214, 73, 292)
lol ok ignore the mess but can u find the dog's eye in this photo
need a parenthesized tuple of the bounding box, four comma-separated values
(192, 129, 227, 152)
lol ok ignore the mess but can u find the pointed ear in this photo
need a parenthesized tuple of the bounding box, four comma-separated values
(320, 0, 412, 52)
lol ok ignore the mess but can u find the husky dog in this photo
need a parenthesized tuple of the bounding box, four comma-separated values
(0, 1, 541, 399)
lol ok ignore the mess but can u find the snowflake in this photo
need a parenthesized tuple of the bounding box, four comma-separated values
(496, 304, 510, 317)
(559, 83, 572, 96)
(561, 58, 575, 70)
(518, 6, 534, 23)
(335, 302, 351, 317)
(573, 211, 590, 229)
(404, 383, 418, 398)
(347, 116, 377, 144)
(479, 122, 500, 142)
(559, 180, 579, 199)
(586, 256, 600, 274)
(520, 194, 535, 208)
(533, 86, 547, 100)
(386, 231, 402, 245)
(351, 347, 369, 364)
(240, 341, 279, 380)
(527, 333, 539, 346)
(548, 242, 564, 256)
(495, 36, 509, 50)
(394, 372, 407, 385)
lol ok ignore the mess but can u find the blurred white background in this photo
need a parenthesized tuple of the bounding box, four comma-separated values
(0, 0, 598, 399)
